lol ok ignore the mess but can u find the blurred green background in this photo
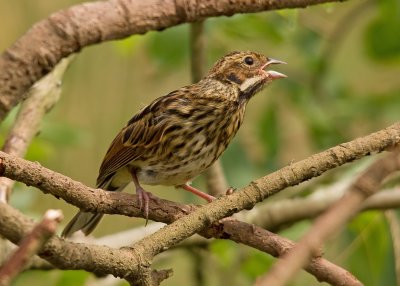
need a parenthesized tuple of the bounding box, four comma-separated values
(1, 0, 400, 285)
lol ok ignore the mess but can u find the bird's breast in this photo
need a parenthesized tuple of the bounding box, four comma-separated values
(134, 103, 245, 186)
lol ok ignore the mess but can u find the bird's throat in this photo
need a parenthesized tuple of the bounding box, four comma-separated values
(238, 76, 266, 102)
(239, 75, 264, 92)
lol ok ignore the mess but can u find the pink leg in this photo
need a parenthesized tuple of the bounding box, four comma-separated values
(130, 170, 154, 224)
(180, 183, 215, 202)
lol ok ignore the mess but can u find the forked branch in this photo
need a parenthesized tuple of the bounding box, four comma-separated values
(0, 122, 398, 284)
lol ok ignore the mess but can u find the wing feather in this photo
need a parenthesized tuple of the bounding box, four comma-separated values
(95, 92, 178, 187)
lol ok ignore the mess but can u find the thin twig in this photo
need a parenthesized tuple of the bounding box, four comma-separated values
(256, 149, 400, 286)
(0, 55, 74, 202)
(190, 20, 206, 83)
(204, 160, 228, 197)
(190, 20, 228, 196)
(1, 240, 54, 271)
(0, 209, 63, 286)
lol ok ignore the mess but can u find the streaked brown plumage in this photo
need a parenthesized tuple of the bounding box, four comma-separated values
(62, 51, 286, 237)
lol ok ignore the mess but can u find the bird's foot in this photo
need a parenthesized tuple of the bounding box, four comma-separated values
(180, 184, 216, 202)
(136, 187, 160, 225)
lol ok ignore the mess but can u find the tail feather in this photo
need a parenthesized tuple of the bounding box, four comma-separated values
(61, 211, 104, 238)
(61, 181, 129, 238)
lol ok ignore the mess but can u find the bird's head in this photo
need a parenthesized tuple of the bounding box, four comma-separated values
(207, 51, 286, 102)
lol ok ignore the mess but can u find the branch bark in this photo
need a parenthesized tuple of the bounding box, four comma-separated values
(0, 0, 345, 121)
(0, 200, 359, 285)
(0, 54, 73, 275)
(0, 202, 173, 285)
(245, 176, 400, 231)
(0, 55, 74, 202)
(0, 123, 397, 224)
(0, 209, 63, 286)
(257, 148, 400, 286)
(0, 122, 398, 284)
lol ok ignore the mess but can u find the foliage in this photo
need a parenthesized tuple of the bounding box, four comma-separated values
(0, 0, 399, 285)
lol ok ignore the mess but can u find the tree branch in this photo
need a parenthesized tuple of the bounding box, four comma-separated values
(0, 0, 345, 121)
(0, 200, 360, 285)
(0, 122, 398, 283)
(0, 209, 63, 286)
(0, 121, 397, 228)
(0, 240, 54, 271)
(0, 54, 73, 274)
(0, 55, 74, 202)
(246, 179, 400, 231)
(0, 202, 173, 284)
(0, 122, 397, 224)
(257, 148, 400, 286)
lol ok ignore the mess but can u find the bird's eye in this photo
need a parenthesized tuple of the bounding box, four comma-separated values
(244, 56, 254, 65)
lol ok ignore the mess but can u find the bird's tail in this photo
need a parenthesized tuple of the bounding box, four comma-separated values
(61, 211, 103, 238)
(61, 179, 129, 238)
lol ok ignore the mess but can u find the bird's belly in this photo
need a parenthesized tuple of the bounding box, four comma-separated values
(132, 107, 244, 187)
(136, 134, 223, 186)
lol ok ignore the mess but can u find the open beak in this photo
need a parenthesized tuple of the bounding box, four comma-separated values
(262, 58, 287, 80)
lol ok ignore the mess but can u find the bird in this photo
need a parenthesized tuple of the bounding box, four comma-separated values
(61, 51, 286, 238)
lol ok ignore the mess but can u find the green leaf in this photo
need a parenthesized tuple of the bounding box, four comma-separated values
(364, 0, 400, 60)
(221, 140, 256, 187)
(9, 184, 38, 211)
(342, 212, 395, 286)
(147, 25, 189, 68)
(241, 251, 273, 279)
(56, 270, 90, 286)
(40, 121, 88, 147)
(209, 240, 239, 268)
(211, 13, 286, 43)
(113, 35, 141, 56)
(258, 102, 279, 169)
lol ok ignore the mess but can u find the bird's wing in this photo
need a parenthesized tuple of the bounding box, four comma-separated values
(95, 91, 181, 187)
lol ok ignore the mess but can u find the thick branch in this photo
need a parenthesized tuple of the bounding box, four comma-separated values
(257, 148, 400, 286)
(248, 184, 400, 231)
(0, 122, 397, 223)
(0, 202, 170, 284)
(0, 0, 345, 121)
(0, 200, 359, 285)
(96, 185, 400, 249)
(0, 122, 398, 283)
